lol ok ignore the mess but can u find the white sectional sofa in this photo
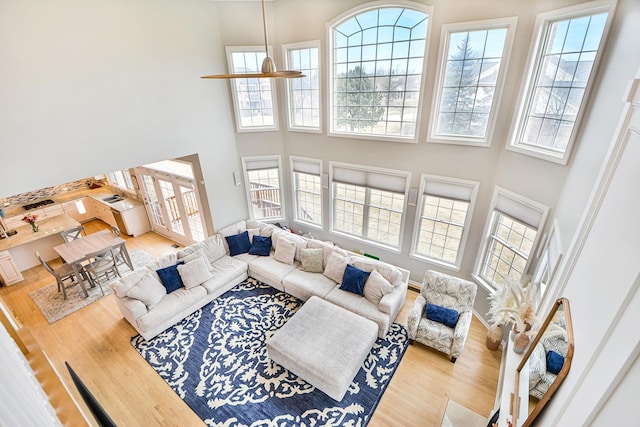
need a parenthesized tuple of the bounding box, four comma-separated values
(111, 219, 409, 340)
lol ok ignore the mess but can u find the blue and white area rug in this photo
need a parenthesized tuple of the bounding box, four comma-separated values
(131, 278, 409, 426)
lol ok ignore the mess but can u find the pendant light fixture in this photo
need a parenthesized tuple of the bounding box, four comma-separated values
(201, 0, 304, 79)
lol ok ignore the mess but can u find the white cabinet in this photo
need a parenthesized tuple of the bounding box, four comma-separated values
(61, 198, 95, 223)
(3, 215, 26, 230)
(0, 251, 24, 285)
(90, 199, 117, 228)
(119, 205, 151, 236)
(43, 205, 64, 218)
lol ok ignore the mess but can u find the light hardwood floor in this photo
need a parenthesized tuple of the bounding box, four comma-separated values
(0, 220, 502, 426)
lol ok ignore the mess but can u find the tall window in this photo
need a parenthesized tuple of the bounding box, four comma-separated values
(291, 156, 322, 227)
(430, 18, 517, 145)
(283, 42, 321, 132)
(107, 170, 134, 191)
(226, 47, 279, 132)
(242, 156, 284, 220)
(508, 3, 611, 164)
(329, 4, 431, 141)
(331, 162, 409, 250)
(475, 187, 549, 290)
(411, 175, 479, 269)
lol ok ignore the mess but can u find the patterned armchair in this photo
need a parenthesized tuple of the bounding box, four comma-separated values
(407, 270, 477, 363)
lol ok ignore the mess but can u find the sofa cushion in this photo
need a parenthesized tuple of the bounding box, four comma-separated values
(241, 227, 260, 243)
(282, 269, 337, 301)
(364, 269, 394, 306)
(274, 237, 296, 264)
(145, 253, 178, 282)
(178, 256, 212, 289)
(352, 256, 403, 288)
(137, 286, 208, 332)
(126, 270, 166, 307)
(177, 235, 226, 263)
(324, 287, 390, 338)
(340, 264, 370, 296)
(111, 269, 146, 298)
(323, 252, 349, 283)
(307, 239, 348, 266)
(226, 231, 251, 256)
(300, 248, 323, 273)
(249, 235, 272, 256)
(233, 252, 260, 264)
(273, 231, 307, 261)
(156, 262, 185, 293)
(201, 256, 248, 294)
(217, 220, 247, 237)
(248, 256, 299, 287)
(178, 248, 206, 264)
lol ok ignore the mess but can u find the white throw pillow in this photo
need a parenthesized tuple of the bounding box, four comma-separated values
(179, 248, 205, 263)
(240, 227, 260, 243)
(145, 253, 178, 282)
(111, 270, 146, 298)
(177, 256, 213, 289)
(199, 235, 226, 262)
(300, 248, 324, 273)
(126, 270, 166, 307)
(274, 238, 296, 265)
(323, 252, 348, 284)
(364, 269, 395, 306)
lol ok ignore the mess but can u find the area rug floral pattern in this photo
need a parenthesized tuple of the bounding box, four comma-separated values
(131, 278, 409, 427)
(29, 248, 156, 324)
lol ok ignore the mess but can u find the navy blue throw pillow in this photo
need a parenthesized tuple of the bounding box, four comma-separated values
(339, 264, 371, 296)
(546, 350, 564, 375)
(225, 231, 251, 256)
(249, 235, 272, 256)
(425, 303, 459, 328)
(156, 261, 185, 293)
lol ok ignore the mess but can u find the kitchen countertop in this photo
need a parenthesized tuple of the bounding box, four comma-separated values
(2, 188, 143, 218)
(0, 214, 80, 251)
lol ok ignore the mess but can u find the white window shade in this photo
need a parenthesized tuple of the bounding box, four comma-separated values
(494, 189, 546, 229)
(423, 178, 476, 201)
(332, 164, 408, 194)
(244, 158, 280, 171)
(291, 158, 321, 176)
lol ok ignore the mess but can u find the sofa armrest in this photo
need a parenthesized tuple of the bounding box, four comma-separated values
(450, 310, 473, 359)
(114, 296, 148, 328)
(379, 280, 407, 319)
(407, 294, 426, 339)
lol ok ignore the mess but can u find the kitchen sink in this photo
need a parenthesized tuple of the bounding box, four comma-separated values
(102, 195, 124, 203)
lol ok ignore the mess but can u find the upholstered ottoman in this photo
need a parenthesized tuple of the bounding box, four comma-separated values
(267, 296, 378, 401)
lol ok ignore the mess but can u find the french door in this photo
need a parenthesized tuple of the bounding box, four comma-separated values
(136, 168, 206, 246)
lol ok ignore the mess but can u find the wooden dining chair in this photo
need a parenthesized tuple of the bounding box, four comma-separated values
(60, 225, 87, 243)
(84, 247, 121, 295)
(110, 226, 133, 272)
(35, 250, 86, 300)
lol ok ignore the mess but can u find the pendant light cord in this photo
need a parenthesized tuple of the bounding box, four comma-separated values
(261, 0, 269, 56)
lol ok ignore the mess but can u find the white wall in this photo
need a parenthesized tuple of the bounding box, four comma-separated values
(215, 0, 610, 317)
(0, 0, 246, 229)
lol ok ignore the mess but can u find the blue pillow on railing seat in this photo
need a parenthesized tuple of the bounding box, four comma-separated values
(425, 303, 459, 328)
(546, 350, 565, 375)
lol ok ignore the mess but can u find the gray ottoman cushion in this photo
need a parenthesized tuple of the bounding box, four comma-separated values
(267, 296, 378, 401)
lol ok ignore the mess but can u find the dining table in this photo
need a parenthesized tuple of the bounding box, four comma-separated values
(53, 230, 131, 297)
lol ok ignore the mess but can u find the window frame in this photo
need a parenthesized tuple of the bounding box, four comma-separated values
(282, 41, 322, 134)
(428, 17, 518, 147)
(107, 170, 135, 193)
(241, 155, 286, 222)
(410, 174, 480, 270)
(506, 1, 614, 164)
(473, 186, 550, 292)
(226, 46, 280, 133)
(290, 156, 323, 229)
(327, 1, 433, 144)
(329, 161, 410, 252)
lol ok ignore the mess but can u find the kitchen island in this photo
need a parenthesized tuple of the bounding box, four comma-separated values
(0, 214, 81, 279)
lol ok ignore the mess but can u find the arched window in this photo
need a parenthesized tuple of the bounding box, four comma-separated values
(329, 3, 431, 141)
